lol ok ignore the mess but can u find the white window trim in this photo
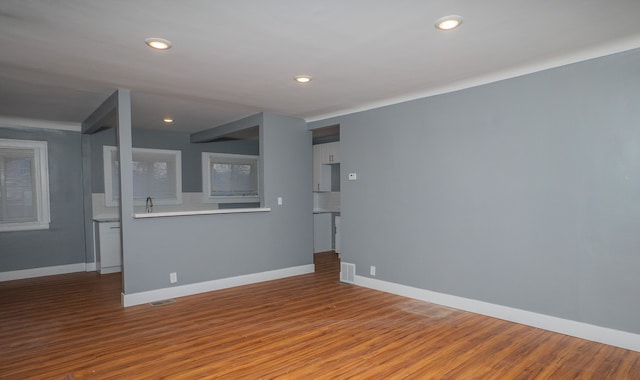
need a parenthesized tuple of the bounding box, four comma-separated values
(202, 152, 260, 204)
(0, 138, 50, 232)
(104, 146, 182, 207)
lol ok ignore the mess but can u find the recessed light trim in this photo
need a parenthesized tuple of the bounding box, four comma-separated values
(145, 38, 172, 50)
(163, 117, 174, 124)
(435, 15, 463, 31)
(294, 75, 312, 84)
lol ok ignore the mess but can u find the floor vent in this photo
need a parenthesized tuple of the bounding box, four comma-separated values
(150, 299, 176, 306)
(340, 262, 356, 284)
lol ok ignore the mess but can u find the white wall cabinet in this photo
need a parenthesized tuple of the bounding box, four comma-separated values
(313, 142, 340, 191)
(313, 145, 331, 191)
(95, 221, 122, 274)
(320, 141, 340, 164)
(313, 213, 333, 253)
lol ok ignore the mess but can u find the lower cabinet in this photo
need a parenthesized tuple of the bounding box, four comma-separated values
(95, 221, 122, 274)
(313, 213, 333, 253)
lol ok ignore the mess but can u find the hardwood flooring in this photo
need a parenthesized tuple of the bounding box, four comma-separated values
(1, 252, 639, 379)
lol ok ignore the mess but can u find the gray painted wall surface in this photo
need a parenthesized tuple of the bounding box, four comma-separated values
(121, 113, 313, 294)
(310, 48, 640, 334)
(0, 127, 85, 271)
(90, 128, 259, 193)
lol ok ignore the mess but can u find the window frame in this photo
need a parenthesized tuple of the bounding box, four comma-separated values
(103, 146, 182, 207)
(0, 138, 50, 232)
(202, 152, 260, 204)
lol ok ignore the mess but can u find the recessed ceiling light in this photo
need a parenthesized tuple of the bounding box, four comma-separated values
(435, 15, 463, 31)
(163, 117, 174, 123)
(145, 38, 172, 50)
(294, 75, 312, 84)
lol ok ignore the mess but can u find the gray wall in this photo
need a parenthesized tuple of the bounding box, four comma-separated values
(90, 127, 259, 193)
(120, 113, 313, 294)
(0, 127, 85, 271)
(310, 48, 640, 334)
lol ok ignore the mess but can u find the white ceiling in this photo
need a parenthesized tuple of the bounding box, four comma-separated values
(1, 0, 640, 133)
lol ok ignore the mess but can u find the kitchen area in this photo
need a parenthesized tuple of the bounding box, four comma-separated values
(91, 122, 341, 277)
(312, 126, 341, 255)
(88, 122, 262, 276)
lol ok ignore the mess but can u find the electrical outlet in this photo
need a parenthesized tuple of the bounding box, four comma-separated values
(277, 196, 283, 205)
(370, 266, 376, 276)
(170, 272, 177, 283)
(348, 173, 357, 181)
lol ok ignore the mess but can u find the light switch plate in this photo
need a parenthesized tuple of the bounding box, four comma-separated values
(277, 196, 283, 205)
(348, 173, 357, 181)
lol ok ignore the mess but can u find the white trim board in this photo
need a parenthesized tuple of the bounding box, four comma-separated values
(121, 264, 315, 307)
(306, 35, 640, 123)
(352, 272, 640, 352)
(0, 262, 94, 281)
(0, 116, 82, 132)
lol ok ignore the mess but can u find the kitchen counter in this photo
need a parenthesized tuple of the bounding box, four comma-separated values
(134, 207, 271, 219)
(313, 209, 340, 214)
(93, 215, 120, 223)
(93, 208, 271, 221)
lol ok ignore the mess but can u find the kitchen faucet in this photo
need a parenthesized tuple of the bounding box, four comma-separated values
(145, 196, 153, 213)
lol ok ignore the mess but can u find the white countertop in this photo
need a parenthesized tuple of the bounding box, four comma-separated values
(94, 207, 272, 221)
(134, 207, 271, 219)
(93, 215, 120, 222)
(313, 209, 340, 214)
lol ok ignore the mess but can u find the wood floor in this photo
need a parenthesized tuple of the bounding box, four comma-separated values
(1, 252, 639, 379)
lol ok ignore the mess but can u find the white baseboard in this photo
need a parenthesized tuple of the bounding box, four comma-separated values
(122, 264, 315, 307)
(354, 273, 640, 352)
(0, 262, 90, 281)
(86, 262, 97, 272)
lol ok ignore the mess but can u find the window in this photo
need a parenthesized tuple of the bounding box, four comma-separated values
(0, 139, 50, 232)
(104, 146, 182, 206)
(202, 153, 259, 203)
